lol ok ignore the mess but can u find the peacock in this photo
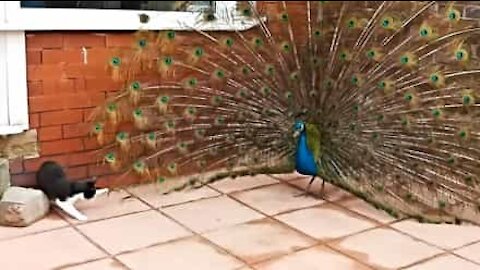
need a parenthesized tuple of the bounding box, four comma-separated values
(88, 1, 480, 225)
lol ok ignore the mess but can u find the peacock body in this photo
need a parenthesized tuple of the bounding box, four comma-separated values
(89, 1, 480, 225)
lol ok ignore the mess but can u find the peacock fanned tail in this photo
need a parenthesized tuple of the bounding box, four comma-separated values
(89, 1, 480, 225)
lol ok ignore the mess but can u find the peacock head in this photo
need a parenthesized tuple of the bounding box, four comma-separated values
(293, 120, 305, 138)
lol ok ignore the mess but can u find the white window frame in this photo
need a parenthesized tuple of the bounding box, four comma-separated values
(0, 1, 260, 135)
(0, 1, 259, 31)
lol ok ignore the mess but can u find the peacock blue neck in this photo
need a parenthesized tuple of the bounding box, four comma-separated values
(295, 130, 318, 176)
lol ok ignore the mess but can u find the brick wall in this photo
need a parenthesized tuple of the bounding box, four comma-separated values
(10, 31, 136, 187)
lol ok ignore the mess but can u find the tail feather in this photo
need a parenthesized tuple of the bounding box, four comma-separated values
(89, 1, 480, 224)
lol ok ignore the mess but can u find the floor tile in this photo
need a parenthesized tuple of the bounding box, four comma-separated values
(231, 184, 322, 216)
(338, 197, 397, 224)
(57, 189, 150, 223)
(0, 212, 68, 241)
(127, 183, 220, 208)
(61, 258, 127, 270)
(0, 227, 105, 270)
(254, 245, 371, 270)
(392, 220, 480, 250)
(77, 210, 192, 255)
(210, 175, 279, 194)
(289, 178, 352, 202)
(276, 205, 376, 240)
(203, 218, 315, 264)
(161, 195, 264, 233)
(333, 228, 442, 269)
(454, 242, 480, 264)
(117, 236, 243, 270)
(404, 254, 480, 270)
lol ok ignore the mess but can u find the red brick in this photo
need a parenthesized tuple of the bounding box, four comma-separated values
(26, 33, 63, 49)
(66, 166, 88, 180)
(88, 163, 113, 176)
(67, 151, 98, 166)
(42, 49, 82, 64)
(42, 78, 75, 95)
(64, 33, 106, 48)
(11, 173, 36, 187)
(83, 137, 100, 150)
(63, 123, 91, 138)
(85, 77, 122, 92)
(27, 51, 42, 65)
(74, 78, 86, 91)
(83, 108, 98, 122)
(65, 92, 105, 109)
(31, 92, 105, 113)
(85, 48, 112, 66)
(9, 159, 24, 174)
(40, 110, 83, 126)
(27, 64, 65, 81)
(24, 155, 68, 172)
(106, 34, 135, 48)
(40, 138, 84, 155)
(29, 113, 40, 128)
(64, 63, 108, 78)
(38, 126, 62, 141)
(28, 81, 43, 96)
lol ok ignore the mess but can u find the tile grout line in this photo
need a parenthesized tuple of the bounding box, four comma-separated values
(274, 175, 480, 268)
(206, 180, 384, 269)
(52, 205, 133, 270)
(121, 186, 256, 269)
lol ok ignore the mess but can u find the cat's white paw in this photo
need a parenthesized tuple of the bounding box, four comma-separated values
(54, 198, 88, 221)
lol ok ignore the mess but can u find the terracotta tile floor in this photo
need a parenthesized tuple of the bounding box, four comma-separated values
(1, 172, 480, 270)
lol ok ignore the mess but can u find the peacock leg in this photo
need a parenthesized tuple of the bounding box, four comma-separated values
(294, 175, 317, 197)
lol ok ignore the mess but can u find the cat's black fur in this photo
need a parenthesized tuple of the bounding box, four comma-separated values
(36, 161, 97, 201)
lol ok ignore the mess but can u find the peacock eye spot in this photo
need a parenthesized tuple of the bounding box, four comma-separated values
(463, 95, 471, 105)
(348, 20, 355, 28)
(351, 76, 358, 84)
(160, 96, 169, 103)
(242, 8, 251, 16)
(455, 50, 465, 60)
(216, 70, 225, 78)
(134, 108, 143, 116)
(163, 56, 173, 65)
(166, 31, 175, 40)
(314, 30, 321, 36)
(138, 39, 147, 48)
(131, 81, 141, 90)
(281, 13, 288, 21)
(432, 109, 441, 117)
(367, 50, 375, 58)
(225, 38, 233, 46)
(400, 55, 409, 64)
(382, 19, 390, 27)
(430, 74, 439, 82)
(194, 47, 203, 56)
(378, 81, 386, 89)
(111, 57, 121, 66)
(419, 28, 429, 37)
(404, 93, 413, 101)
(459, 130, 467, 138)
(148, 132, 155, 140)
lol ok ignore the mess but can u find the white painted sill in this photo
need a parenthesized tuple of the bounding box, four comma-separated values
(0, 1, 262, 31)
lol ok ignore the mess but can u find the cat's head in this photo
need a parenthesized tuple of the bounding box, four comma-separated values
(71, 177, 97, 199)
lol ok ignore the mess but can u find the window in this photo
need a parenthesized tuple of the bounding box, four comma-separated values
(0, 1, 259, 135)
(1, 1, 259, 31)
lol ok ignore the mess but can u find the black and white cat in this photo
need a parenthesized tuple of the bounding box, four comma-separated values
(36, 161, 108, 221)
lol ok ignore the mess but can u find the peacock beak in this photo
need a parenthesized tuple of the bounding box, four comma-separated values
(293, 130, 300, 138)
